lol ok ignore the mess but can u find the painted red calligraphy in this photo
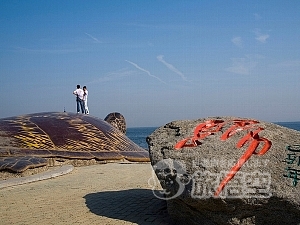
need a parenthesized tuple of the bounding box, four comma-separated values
(174, 120, 225, 150)
(214, 127, 271, 196)
(220, 119, 259, 141)
(174, 119, 272, 197)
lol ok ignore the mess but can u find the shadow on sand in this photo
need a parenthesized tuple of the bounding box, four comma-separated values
(84, 188, 174, 225)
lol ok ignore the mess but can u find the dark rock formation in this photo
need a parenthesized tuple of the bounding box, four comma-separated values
(146, 117, 300, 225)
(104, 112, 126, 134)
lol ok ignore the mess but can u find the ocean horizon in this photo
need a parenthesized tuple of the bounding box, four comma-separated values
(127, 122, 300, 149)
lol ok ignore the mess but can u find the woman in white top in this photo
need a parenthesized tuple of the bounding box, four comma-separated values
(83, 86, 89, 114)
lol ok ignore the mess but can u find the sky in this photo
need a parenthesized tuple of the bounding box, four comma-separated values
(1, 1, 300, 127)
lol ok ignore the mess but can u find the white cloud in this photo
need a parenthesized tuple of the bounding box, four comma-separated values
(256, 34, 270, 43)
(225, 57, 257, 75)
(157, 55, 188, 81)
(85, 32, 102, 43)
(125, 60, 167, 84)
(87, 68, 136, 84)
(254, 29, 269, 43)
(231, 37, 243, 48)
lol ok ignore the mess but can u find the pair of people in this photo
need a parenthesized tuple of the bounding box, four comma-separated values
(73, 85, 89, 114)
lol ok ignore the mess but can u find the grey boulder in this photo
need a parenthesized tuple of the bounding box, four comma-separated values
(147, 117, 300, 225)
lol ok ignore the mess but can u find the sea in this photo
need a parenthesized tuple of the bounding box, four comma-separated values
(127, 122, 300, 149)
(126, 127, 158, 149)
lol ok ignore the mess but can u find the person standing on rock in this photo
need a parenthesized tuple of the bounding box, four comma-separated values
(73, 84, 85, 113)
(83, 86, 89, 114)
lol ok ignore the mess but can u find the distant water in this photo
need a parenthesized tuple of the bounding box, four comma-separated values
(126, 127, 158, 149)
(127, 122, 300, 149)
(275, 122, 300, 132)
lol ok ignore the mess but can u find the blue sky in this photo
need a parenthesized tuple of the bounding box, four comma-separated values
(1, 1, 300, 127)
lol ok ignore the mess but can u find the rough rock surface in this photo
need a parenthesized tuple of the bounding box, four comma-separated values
(146, 116, 300, 225)
(104, 112, 127, 134)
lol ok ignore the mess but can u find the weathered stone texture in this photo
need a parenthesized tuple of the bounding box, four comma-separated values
(147, 117, 300, 225)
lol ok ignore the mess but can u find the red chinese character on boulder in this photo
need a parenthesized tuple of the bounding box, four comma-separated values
(215, 127, 271, 196)
(174, 120, 224, 149)
(174, 119, 272, 197)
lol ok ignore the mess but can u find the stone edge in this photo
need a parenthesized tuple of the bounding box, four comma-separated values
(0, 165, 74, 189)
